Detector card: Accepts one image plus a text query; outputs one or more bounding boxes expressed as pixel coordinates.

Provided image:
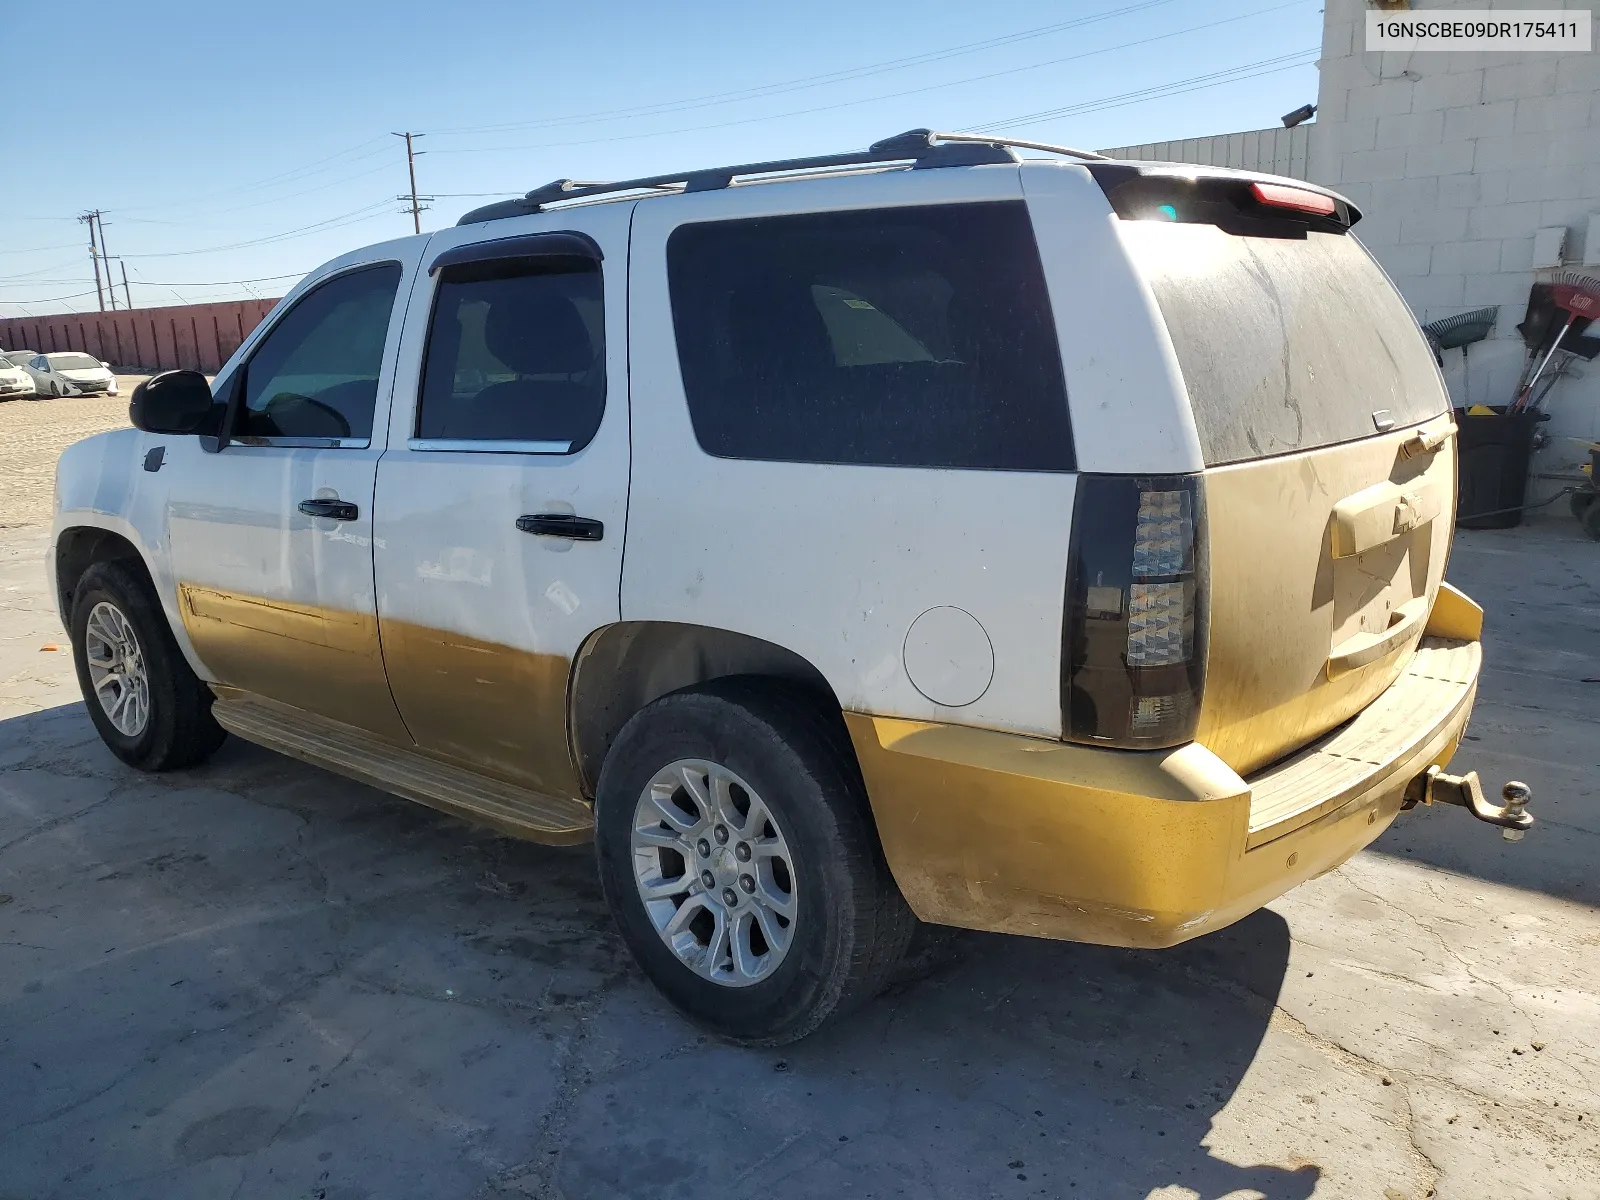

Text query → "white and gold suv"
[52,130,1529,1044]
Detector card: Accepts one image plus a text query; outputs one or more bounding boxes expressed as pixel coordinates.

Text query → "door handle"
[517,513,604,541]
[299,498,359,521]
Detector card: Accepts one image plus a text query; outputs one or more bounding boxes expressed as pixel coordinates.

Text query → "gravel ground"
[0,383,142,531]
[1,406,1598,1200]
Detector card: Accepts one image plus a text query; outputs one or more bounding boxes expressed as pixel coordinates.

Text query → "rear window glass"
[1121,225,1447,466]
[667,202,1074,472]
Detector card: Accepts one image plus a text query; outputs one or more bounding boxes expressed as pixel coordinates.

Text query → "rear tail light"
[1062,475,1207,748]
[1249,180,1338,217]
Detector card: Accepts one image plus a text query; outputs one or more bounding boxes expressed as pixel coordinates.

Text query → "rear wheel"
[595,680,915,1045]
[1570,489,1597,523]
[70,560,226,771]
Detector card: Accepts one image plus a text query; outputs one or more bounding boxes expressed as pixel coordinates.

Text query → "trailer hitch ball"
[1404,766,1534,840]
[1500,781,1531,842]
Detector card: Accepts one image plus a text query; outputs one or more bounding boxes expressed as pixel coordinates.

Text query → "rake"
[1421,306,1498,408]
[1513,271,1600,411]
[1422,305,1499,352]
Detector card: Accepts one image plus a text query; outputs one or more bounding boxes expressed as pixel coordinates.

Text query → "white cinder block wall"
[1100,125,1312,179]
[1311,0,1600,500]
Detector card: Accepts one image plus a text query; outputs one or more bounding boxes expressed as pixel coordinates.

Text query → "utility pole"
[392,131,431,234]
[92,212,118,309]
[79,211,106,312]
[118,259,133,310]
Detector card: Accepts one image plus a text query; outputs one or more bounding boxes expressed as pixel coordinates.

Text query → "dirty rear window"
[1121,225,1447,466]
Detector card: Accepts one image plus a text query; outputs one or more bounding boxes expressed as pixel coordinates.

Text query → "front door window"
[236,264,402,443]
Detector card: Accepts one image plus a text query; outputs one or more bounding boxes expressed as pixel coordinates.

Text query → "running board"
[211,694,594,845]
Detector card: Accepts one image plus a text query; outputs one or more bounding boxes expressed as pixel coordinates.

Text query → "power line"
[3,241,84,255]
[431,0,1186,139]
[4,289,98,305]
[132,271,308,286]
[0,270,308,291]
[430,2,1317,158]
[118,200,397,258]
[0,258,87,283]
[113,137,394,217]
[112,159,399,224]
[968,48,1318,129]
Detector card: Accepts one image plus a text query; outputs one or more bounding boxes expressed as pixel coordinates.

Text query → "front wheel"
[70,560,227,770]
[595,681,915,1045]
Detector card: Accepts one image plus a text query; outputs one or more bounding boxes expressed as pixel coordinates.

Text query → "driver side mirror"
[129,370,219,436]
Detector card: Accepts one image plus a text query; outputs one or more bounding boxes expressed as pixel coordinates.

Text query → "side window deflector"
[428,231,603,276]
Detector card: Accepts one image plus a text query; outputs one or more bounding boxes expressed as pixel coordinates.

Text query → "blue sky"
[1,0,1323,317]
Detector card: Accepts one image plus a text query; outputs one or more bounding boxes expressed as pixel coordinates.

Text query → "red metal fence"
[0,298,280,375]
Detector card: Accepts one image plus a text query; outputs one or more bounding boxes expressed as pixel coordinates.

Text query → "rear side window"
[417,258,605,450]
[1122,225,1448,466]
[667,202,1074,471]
[238,263,401,441]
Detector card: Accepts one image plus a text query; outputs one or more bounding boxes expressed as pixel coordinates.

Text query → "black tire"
[594,679,915,1045]
[1570,489,1597,522]
[70,559,227,771]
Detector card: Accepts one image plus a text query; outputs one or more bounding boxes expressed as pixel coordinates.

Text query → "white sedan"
[23,352,118,397]
[0,352,37,399]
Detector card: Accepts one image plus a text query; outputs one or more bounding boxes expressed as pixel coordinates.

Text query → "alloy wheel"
[84,600,150,737]
[630,759,798,987]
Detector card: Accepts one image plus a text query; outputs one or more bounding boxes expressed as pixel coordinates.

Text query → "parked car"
[0,352,37,399]
[50,129,1530,1045]
[25,351,117,397]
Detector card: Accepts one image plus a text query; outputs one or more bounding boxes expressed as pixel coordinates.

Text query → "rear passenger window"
[667,202,1074,471]
[237,263,400,442]
[416,258,605,451]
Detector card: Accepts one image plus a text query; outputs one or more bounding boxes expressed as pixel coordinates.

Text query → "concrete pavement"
[1,499,1597,1198]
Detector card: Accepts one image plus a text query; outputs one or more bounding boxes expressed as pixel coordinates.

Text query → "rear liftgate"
[1080,165,1536,844]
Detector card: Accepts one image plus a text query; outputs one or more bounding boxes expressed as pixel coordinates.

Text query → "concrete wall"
[1100,124,1312,179]
[1310,0,1600,497]
[0,298,279,375]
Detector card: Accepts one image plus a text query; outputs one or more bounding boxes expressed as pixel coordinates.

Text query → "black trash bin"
[1455,407,1547,529]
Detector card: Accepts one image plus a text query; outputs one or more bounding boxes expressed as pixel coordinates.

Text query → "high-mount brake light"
[1062,475,1207,749]
[1250,181,1337,217]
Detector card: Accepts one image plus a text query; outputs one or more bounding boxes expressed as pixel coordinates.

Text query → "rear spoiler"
[1086,162,1361,236]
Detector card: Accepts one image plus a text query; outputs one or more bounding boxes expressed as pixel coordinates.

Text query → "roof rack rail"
[457,129,1108,225]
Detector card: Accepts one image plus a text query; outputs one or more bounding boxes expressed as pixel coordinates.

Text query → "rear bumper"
[846,634,1480,949]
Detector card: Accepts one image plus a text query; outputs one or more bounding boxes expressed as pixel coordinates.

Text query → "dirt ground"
[0,382,143,531]
[2,402,1598,1200]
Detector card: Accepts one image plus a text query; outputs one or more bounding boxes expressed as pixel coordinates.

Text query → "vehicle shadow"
[1,702,1311,1200]
[556,914,1316,1200]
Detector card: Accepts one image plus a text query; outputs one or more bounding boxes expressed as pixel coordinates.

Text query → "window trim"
[411,235,606,455]
[219,259,404,452]
[406,437,573,455]
[231,436,369,450]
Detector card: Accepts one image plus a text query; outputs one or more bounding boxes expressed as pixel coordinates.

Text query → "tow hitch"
[1403,767,1534,841]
